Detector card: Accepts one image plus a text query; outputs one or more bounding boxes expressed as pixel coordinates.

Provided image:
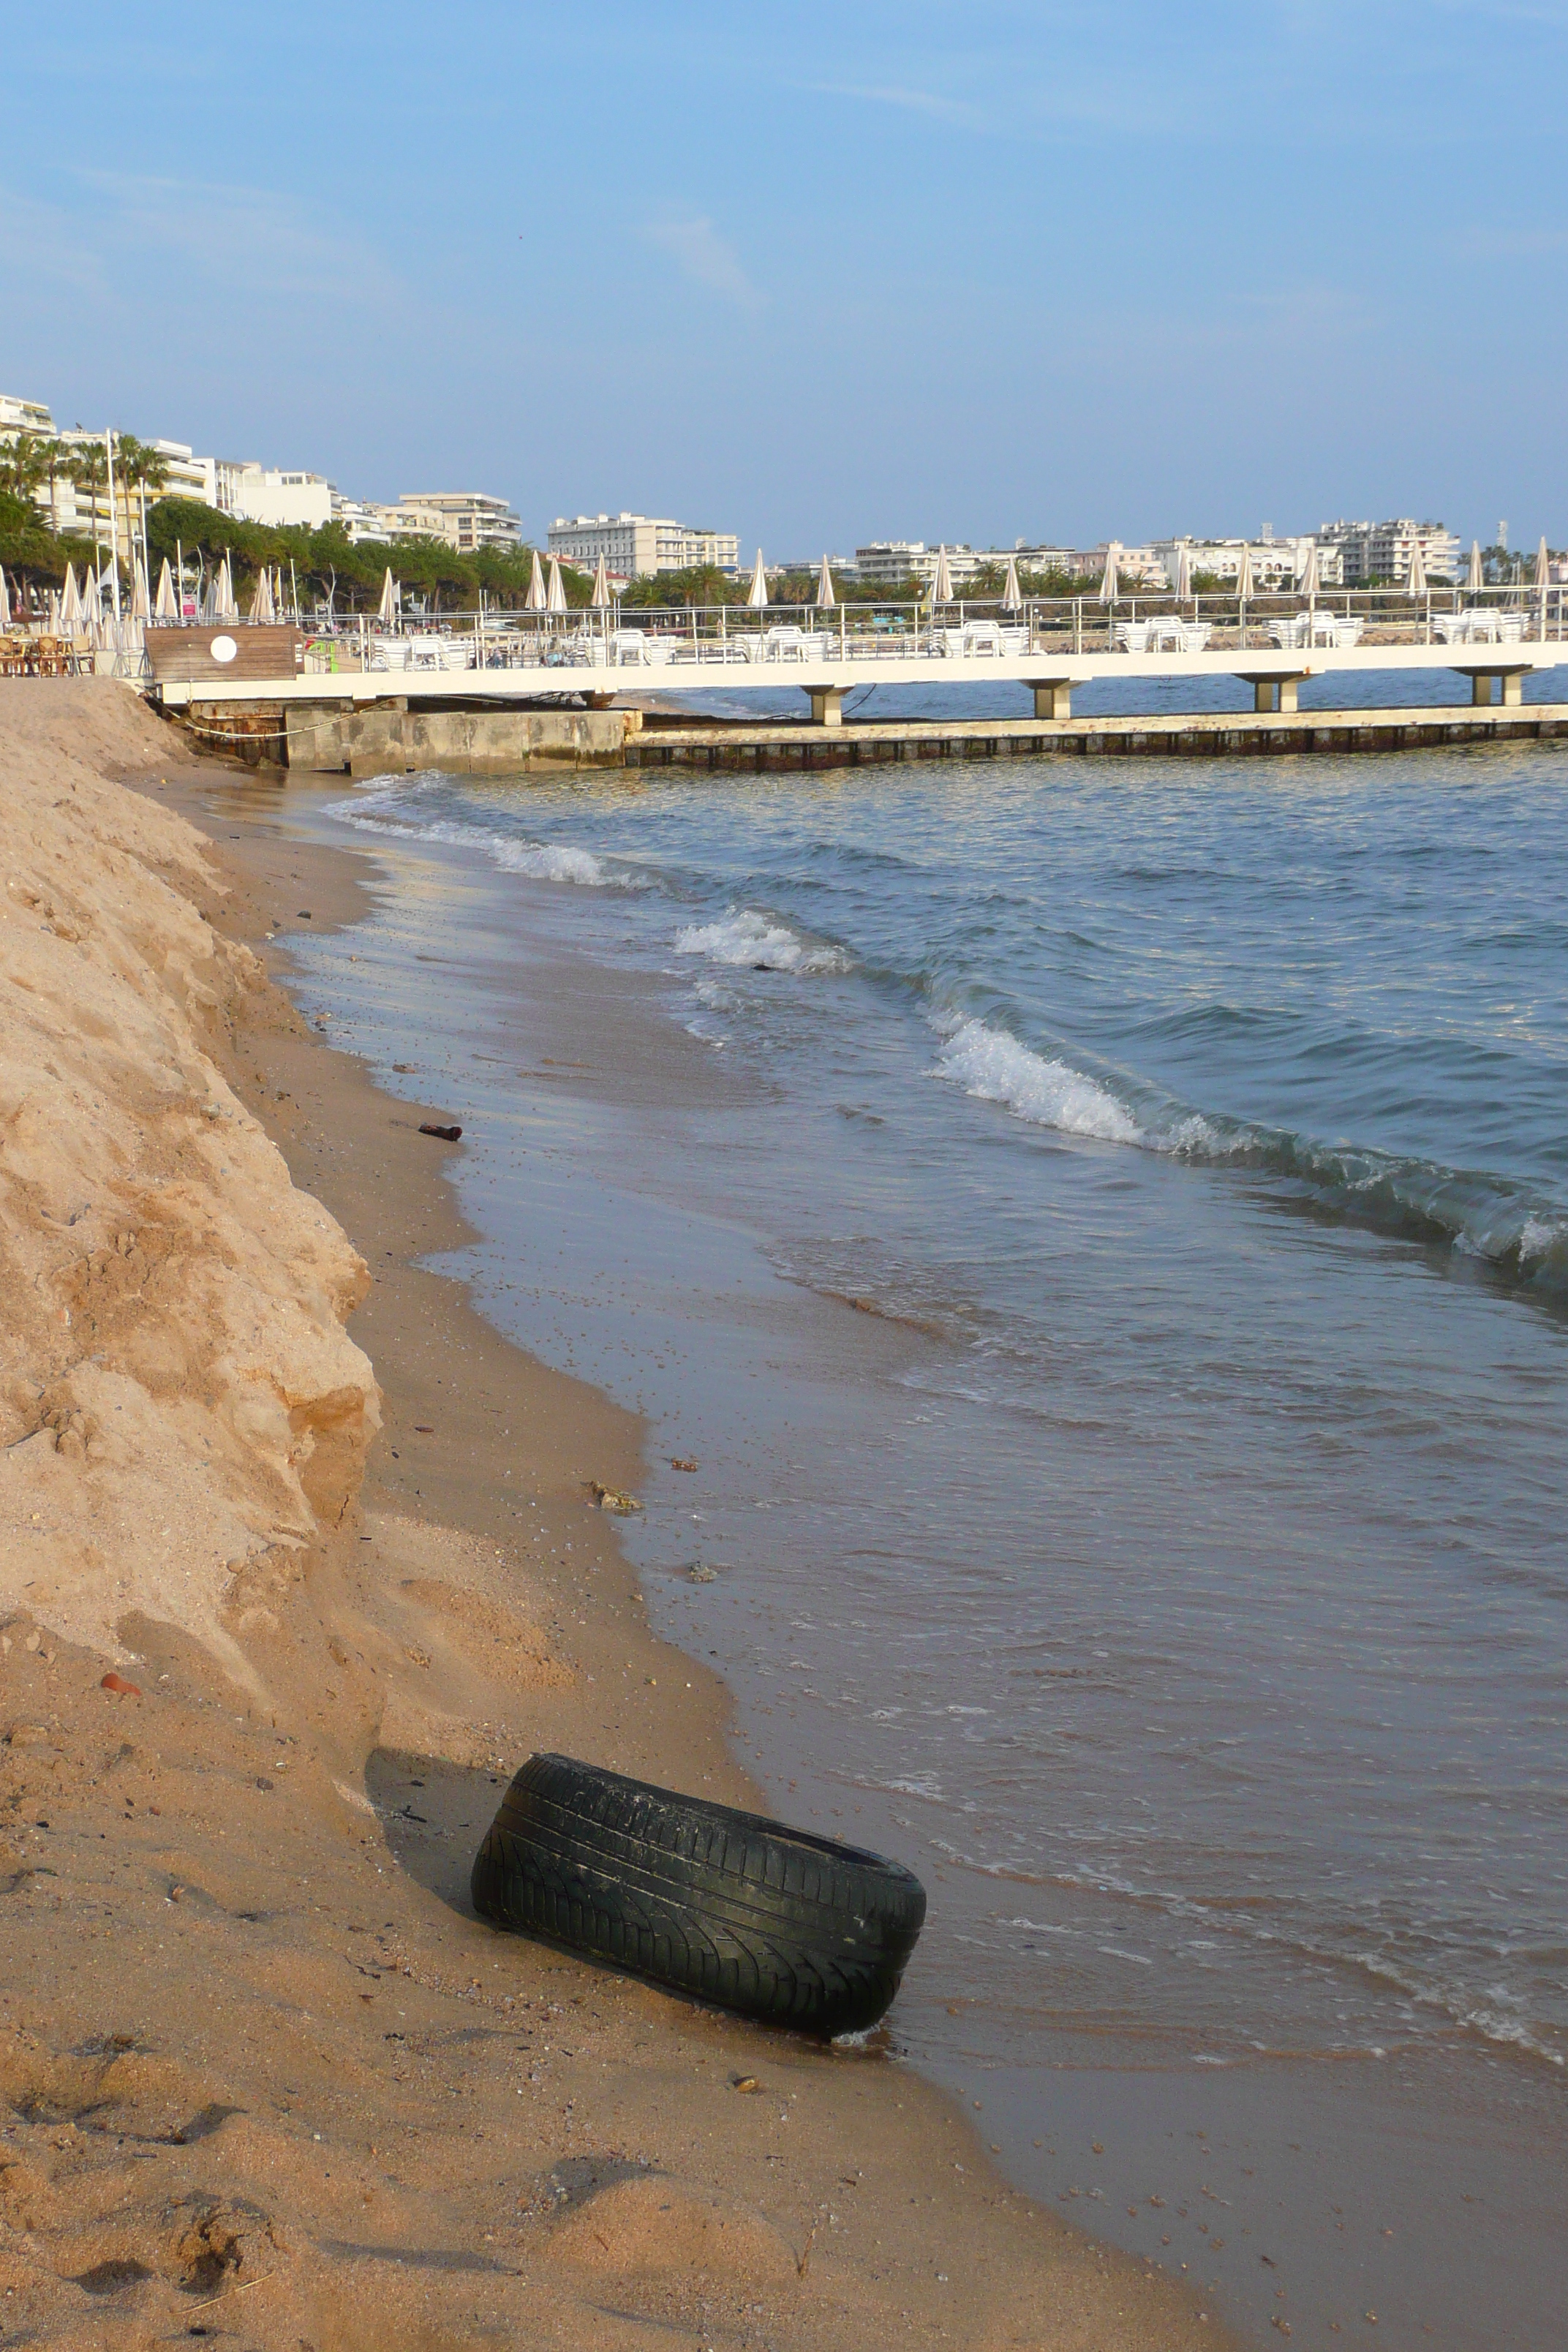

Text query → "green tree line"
[140,500,578,614]
[0,428,578,611]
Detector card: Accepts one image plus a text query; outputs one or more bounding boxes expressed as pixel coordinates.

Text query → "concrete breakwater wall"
[170,696,1568,774]
[282,702,638,774]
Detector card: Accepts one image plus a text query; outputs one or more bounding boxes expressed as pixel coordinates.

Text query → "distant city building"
[326,495,404,545]
[1149,537,1327,591]
[1313,519,1459,585]
[227,466,336,530]
[549,513,740,578]
[0,412,228,559]
[851,541,994,589]
[1009,543,1082,576]
[397,492,523,552]
[1,392,55,434]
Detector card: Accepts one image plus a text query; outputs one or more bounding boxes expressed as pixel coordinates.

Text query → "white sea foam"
[674,907,848,973]
[492,840,611,886]
[932,1016,1143,1145]
[325,779,634,888]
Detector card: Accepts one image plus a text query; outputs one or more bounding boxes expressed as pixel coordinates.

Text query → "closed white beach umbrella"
[0,567,11,630]
[61,564,83,634]
[1405,537,1428,598]
[48,588,62,635]
[1467,540,1484,595]
[1234,546,1254,602]
[1534,534,1550,590]
[589,553,611,608]
[376,566,398,627]
[131,554,151,622]
[249,567,276,624]
[546,555,568,614]
[815,554,837,610]
[215,557,237,622]
[83,568,104,627]
[1097,543,1121,604]
[1296,540,1320,598]
[524,549,548,612]
[154,557,178,621]
[747,550,769,610]
[930,545,954,604]
[1001,553,1022,611]
[1172,542,1192,600]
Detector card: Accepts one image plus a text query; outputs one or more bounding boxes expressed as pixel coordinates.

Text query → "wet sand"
[0,679,1221,2348]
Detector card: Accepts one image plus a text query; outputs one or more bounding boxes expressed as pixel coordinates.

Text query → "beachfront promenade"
[143,589,1565,723]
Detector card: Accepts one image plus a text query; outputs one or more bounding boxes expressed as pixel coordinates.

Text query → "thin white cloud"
[79,171,400,302]
[642,216,762,310]
[808,80,985,127]
[1455,222,1568,256]
[0,170,402,317]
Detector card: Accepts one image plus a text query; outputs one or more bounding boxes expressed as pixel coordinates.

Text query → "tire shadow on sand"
[363,1746,505,1919]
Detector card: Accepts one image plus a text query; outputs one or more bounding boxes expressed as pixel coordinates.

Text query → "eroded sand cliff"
[0,685,377,1677]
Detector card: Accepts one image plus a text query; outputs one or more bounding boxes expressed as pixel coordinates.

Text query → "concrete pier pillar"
[1463,668,1531,706]
[1242,674,1303,713]
[809,687,845,727]
[1030,679,1072,720]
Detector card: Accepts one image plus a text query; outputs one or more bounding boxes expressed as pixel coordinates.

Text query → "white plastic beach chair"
[1269,616,1310,650]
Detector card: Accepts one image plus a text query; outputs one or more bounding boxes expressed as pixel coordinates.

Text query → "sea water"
[276,725,1568,2348]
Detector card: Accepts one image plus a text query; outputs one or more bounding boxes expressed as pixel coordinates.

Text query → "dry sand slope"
[0,681,1220,2352]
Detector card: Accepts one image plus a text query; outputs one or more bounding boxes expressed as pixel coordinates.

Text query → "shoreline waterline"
[257,747,1568,2352]
[125,720,1220,2352]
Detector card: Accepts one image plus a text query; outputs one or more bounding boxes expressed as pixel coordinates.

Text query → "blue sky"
[4,2,1564,554]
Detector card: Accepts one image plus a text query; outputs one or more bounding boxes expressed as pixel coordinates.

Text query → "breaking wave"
[932,1014,1568,1296]
[323,776,636,888]
[674,907,851,974]
[491,840,611,886]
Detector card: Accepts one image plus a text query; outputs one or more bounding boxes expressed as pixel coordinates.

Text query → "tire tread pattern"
[471,1752,927,2035]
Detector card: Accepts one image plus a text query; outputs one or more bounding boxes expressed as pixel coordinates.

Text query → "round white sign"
[211,633,238,664]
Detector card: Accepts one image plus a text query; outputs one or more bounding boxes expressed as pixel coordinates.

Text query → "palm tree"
[0,431,48,504]
[64,441,110,573]
[116,435,171,581]
[33,437,70,533]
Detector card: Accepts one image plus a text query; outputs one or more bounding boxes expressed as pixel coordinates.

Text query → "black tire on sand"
[471,1752,927,2037]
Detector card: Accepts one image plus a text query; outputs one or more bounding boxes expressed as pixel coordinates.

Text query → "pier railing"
[129,584,1567,679]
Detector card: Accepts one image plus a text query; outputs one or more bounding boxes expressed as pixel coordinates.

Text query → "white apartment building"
[325,494,400,544]
[0,407,226,557]
[397,493,522,552]
[1,393,55,434]
[851,541,994,589]
[1313,519,1459,586]
[225,467,335,529]
[1148,537,1333,591]
[549,513,740,578]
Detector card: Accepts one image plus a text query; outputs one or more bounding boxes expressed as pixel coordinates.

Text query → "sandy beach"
[0,679,1221,2349]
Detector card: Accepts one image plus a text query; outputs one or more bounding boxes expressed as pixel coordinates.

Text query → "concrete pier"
[188,701,638,774]
[222,696,1568,775]
[619,703,1568,770]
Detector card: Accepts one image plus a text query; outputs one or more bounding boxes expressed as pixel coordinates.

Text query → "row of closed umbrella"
[1163,536,1549,605]
[2,538,1554,639]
